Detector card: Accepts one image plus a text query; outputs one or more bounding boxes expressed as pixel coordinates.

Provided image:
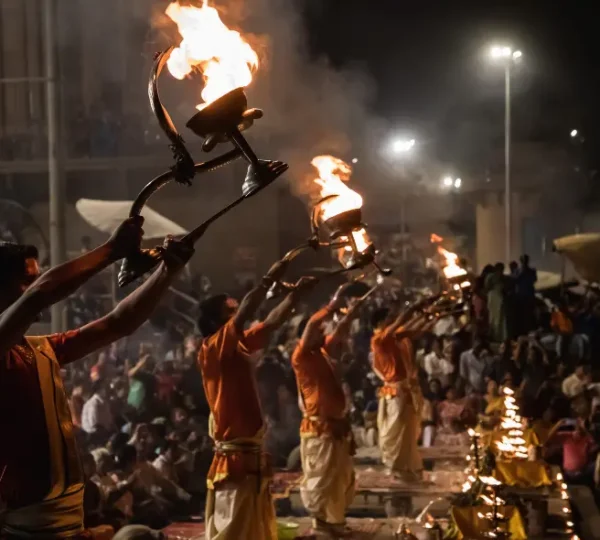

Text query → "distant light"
[443,176,454,187]
[490,46,503,58]
[393,138,416,153]
[570,129,578,138]
[490,45,521,61]
[454,178,462,189]
[351,157,358,164]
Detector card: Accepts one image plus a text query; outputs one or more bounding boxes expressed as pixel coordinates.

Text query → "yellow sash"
[1,337,84,538]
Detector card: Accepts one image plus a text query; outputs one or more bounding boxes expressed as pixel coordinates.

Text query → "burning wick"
[165,0,259,109]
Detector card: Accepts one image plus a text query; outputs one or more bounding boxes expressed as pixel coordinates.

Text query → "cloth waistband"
[214,440,262,454]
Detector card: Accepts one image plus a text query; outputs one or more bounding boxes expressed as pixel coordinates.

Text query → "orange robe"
[371,329,423,477]
[291,339,355,531]
[197,319,275,540]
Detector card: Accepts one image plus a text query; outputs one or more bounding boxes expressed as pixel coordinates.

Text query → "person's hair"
[115,444,137,468]
[0,242,38,284]
[371,308,390,330]
[197,294,229,337]
[91,380,104,395]
[494,262,504,273]
[520,254,530,265]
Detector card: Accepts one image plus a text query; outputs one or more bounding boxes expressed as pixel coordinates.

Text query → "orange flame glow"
[430,233,467,279]
[437,246,467,279]
[311,155,362,221]
[311,155,371,262]
[165,1,258,109]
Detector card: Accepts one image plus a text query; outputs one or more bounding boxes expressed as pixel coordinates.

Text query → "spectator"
[127,355,157,419]
[459,339,491,393]
[82,381,116,439]
[153,440,183,485]
[423,336,454,387]
[547,418,597,487]
[562,363,591,399]
[485,262,511,342]
[516,254,537,333]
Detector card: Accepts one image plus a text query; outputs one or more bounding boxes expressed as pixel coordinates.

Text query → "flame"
[311,155,371,261]
[165,1,258,109]
[430,233,443,244]
[312,155,362,221]
[437,246,467,279]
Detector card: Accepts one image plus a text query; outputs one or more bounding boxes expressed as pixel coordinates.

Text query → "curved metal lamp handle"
[118,48,247,288]
[149,47,195,185]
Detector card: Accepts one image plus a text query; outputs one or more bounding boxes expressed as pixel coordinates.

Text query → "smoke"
[62,0,376,202]
[154,0,376,200]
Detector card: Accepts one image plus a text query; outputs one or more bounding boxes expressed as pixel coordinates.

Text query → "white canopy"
[553,233,600,283]
[76,199,188,240]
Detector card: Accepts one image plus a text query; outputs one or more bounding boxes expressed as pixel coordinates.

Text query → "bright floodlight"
[570,129,578,138]
[351,157,359,164]
[443,176,453,187]
[393,138,416,153]
[490,45,519,60]
[454,178,462,189]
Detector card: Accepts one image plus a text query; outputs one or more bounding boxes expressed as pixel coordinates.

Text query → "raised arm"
[261,277,317,336]
[55,238,195,365]
[325,285,377,357]
[232,257,289,334]
[0,218,143,354]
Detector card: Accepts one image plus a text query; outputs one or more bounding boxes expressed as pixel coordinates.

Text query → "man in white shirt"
[81,382,115,436]
[433,315,459,337]
[423,337,454,387]
[562,364,591,398]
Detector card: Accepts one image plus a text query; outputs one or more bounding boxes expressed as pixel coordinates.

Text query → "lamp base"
[118,248,164,288]
[323,208,363,239]
[242,160,289,198]
[186,88,248,137]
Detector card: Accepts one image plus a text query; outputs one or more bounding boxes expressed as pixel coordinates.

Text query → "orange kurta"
[371,330,413,397]
[291,338,349,439]
[197,319,271,487]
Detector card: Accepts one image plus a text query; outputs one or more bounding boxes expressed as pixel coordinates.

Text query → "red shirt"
[560,432,596,474]
[0,331,81,509]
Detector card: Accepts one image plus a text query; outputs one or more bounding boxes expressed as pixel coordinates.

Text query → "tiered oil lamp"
[118,47,287,286]
[479,477,510,539]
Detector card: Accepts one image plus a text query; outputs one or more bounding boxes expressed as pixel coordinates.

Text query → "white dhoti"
[300,435,355,528]
[377,389,422,476]
[205,476,276,540]
[205,424,276,540]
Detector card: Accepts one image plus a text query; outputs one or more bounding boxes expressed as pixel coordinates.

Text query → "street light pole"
[489,45,521,266]
[504,62,511,265]
[43,0,66,332]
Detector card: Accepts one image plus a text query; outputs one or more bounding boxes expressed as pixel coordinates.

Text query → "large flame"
[311,155,371,261]
[437,246,467,279]
[430,233,467,279]
[312,155,362,221]
[165,1,258,109]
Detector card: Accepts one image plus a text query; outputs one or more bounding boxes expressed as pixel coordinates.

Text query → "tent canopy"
[553,233,600,283]
[76,199,188,240]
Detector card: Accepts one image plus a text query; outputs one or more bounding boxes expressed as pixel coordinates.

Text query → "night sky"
[302,1,600,168]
